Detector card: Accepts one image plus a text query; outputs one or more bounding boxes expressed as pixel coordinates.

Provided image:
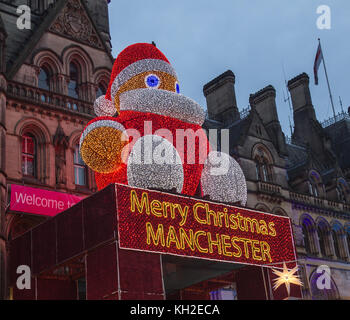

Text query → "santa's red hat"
[94,43,177,117]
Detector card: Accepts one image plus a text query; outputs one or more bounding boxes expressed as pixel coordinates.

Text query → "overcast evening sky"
[108,0,350,136]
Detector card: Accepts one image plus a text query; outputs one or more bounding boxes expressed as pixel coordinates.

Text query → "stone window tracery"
[68,62,80,99]
[253,145,273,183]
[74,144,86,186]
[316,219,333,258]
[22,134,36,177]
[38,67,51,91]
[336,178,349,203]
[301,216,318,255]
[308,170,323,198]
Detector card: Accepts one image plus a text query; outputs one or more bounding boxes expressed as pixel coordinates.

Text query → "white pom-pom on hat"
[201,151,247,206]
[94,95,117,117]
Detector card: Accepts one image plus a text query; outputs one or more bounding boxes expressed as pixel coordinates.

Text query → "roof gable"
[5,0,113,79]
[49,0,104,50]
[228,109,272,147]
[246,110,272,141]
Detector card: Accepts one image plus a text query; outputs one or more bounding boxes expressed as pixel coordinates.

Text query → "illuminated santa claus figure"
[80,43,247,205]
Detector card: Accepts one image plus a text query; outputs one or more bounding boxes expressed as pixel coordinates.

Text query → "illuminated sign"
[117,184,297,267]
[10,184,84,217]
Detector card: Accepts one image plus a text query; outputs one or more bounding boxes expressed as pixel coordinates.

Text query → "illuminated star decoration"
[272,262,303,297]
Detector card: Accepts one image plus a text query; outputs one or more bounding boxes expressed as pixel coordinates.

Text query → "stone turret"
[288,73,322,151]
[288,73,315,117]
[203,70,240,125]
[249,85,287,155]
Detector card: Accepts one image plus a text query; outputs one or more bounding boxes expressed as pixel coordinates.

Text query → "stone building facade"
[203,70,350,300]
[0,0,113,299]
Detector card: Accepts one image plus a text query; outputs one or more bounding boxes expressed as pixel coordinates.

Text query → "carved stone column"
[51,74,60,93]
[328,232,337,259]
[53,123,69,188]
[78,83,88,102]
[32,66,41,88]
[340,233,350,261]
[87,82,98,102]
[314,229,323,258]
[57,74,69,96]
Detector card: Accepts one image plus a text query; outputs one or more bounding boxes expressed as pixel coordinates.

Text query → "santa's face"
[113,71,205,126]
[114,70,179,110]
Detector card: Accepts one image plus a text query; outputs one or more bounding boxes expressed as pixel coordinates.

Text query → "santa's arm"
[79,117,128,174]
[201,151,247,206]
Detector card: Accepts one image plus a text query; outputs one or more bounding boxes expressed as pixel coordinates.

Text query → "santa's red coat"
[85,110,211,195]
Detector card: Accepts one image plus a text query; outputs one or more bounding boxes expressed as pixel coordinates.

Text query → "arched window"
[309,181,319,197]
[253,146,273,183]
[273,208,287,217]
[96,83,107,99]
[336,178,349,203]
[38,67,50,91]
[255,203,270,212]
[317,223,327,257]
[336,186,345,202]
[316,220,332,257]
[331,223,346,260]
[261,163,269,181]
[346,226,350,258]
[74,144,86,186]
[331,229,341,259]
[308,171,322,197]
[301,216,317,255]
[302,224,312,254]
[68,62,79,99]
[22,134,36,177]
[255,163,260,180]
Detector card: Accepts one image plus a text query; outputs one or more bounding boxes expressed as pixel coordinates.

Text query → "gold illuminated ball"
[80,127,129,173]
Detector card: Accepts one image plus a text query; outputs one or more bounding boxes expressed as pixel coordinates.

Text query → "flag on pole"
[313,43,323,85]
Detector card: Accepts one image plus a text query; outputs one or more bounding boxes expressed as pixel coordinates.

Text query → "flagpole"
[318,38,336,121]
[339,96,344,113]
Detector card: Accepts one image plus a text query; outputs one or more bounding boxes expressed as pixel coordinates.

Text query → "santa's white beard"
[119,88,205,126]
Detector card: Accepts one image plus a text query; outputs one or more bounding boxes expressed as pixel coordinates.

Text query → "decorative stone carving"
[293,224,305,247]
[0,75,6,91]
[53,123,69,185]
[49,0,103,49]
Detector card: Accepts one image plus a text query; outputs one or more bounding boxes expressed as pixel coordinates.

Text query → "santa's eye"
[175,82,180,94]
[145,74,160,88]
